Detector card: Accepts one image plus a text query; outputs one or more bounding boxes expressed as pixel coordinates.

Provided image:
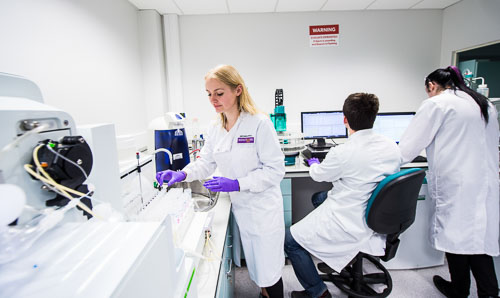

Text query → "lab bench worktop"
[284,154,427,178]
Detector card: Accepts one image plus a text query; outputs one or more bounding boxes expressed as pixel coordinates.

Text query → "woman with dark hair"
[399,66,499,298]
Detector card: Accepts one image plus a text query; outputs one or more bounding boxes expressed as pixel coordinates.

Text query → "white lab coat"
[399,89,499,256]
[291,129,401,272]
[183,112,286,287]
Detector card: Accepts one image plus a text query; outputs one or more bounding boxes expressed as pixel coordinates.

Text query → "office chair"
[318,168,426,298]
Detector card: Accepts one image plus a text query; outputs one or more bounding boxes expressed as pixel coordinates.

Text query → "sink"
[171,180,219,212]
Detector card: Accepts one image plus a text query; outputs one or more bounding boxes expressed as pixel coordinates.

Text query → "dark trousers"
[446,252,499,297]
[311,191,328,208]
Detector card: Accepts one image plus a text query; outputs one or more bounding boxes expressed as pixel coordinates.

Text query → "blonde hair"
[205,65,259,127]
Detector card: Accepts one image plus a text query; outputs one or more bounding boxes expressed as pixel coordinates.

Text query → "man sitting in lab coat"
[284,93,401,298]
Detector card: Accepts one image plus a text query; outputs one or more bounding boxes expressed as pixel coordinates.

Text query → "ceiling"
[128,0,462,15]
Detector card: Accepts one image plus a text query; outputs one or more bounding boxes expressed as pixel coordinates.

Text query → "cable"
[207,236,219,260]
[24,164,99,219]
[45,144,88,179]
[36,170,96,203]
[26,164,85,199]
[25,144,100,219]
[0,124,49,161]
[39,177,103,204]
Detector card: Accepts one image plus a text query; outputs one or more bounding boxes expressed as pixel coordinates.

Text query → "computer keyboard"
[308,143,336,150]
[302,148,329,160]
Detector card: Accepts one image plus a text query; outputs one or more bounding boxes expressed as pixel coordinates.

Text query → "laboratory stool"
[318,168,426,298]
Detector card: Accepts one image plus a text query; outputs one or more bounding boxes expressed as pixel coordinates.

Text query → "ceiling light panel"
[128,0,182,14]
[276,0,327,12]
[367,0,422,10]
[322,0,374,11]
[228,0,277,13]
[175,0,228,15]
[412,0,462,9]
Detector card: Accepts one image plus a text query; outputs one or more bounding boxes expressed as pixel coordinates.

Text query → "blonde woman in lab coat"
[156,65,286,298]
[399,66,499,298]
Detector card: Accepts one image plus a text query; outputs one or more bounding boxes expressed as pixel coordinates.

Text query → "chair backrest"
[366,168,426,236]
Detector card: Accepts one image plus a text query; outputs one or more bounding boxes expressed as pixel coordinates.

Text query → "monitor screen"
[301,111,347,139]
[372,112,415,143]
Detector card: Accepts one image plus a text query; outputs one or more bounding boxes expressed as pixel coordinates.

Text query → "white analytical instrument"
[0,73,210,297]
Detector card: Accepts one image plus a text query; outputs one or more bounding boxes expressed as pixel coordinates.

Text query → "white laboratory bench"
[281,154,444,270]
[118,153,235,297]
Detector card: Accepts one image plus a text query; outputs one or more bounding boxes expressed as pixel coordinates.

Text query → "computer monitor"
[301,111,347,146]
[372,112,415,144]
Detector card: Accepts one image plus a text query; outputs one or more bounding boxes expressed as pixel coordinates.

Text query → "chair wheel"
[320,253,392,298]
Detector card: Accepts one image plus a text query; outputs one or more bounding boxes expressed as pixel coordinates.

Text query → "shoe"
[291,290,332,298]
[291,291,309,298]
[317,262,334,274]
[433,275,454,298]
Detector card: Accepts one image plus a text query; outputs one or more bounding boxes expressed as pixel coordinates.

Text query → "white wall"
[179,10,443,131]
[0,0,147,136]
[138,10,169,122]
[441,0,500,66]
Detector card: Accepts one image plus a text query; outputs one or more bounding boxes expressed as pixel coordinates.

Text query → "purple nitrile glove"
[307,157,320,166]
[156,170,187,187]
[203,176,240,192]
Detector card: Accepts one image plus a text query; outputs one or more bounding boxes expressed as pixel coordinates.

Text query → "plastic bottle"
[477,84,489,98]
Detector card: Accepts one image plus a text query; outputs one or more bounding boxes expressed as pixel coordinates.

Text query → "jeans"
[311,191,328,208]
[284,228,327,298]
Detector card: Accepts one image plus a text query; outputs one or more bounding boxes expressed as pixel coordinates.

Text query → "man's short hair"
[342,93,379,131]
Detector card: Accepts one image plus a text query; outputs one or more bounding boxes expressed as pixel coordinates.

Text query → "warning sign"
[309,24,339,47]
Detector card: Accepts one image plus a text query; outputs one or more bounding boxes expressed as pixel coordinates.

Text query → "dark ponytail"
[425,66,490,123]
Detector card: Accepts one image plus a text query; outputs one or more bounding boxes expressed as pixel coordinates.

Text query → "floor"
[234,258,480,298]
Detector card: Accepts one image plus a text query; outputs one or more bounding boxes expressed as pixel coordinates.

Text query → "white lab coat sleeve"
[399,100,444,164]
[183,125,218,182]
[309,146,345,182]
[238,118,285,192]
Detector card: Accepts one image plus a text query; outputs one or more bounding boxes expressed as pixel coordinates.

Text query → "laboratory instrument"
[278,131,306,166]
[270,89,287,132]
[270,89,305,165]
[149,112,190,172]
[0,85,94,222]
[0,73,211,297]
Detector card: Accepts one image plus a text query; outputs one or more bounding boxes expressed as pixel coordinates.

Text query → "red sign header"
[309,24,339,36]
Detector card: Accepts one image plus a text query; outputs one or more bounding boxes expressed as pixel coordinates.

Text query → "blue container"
[154,128,190,172]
